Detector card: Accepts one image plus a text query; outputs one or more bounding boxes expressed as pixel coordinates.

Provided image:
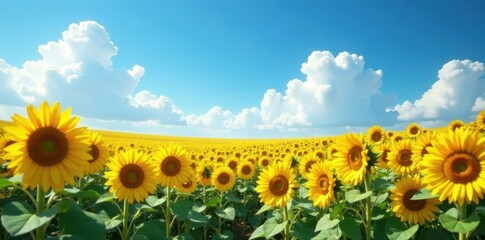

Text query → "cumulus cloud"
[392,60,485,121]
[0,21,184,124]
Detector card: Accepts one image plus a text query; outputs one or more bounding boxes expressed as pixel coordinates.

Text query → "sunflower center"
[371,132,382,142]
[421,144,431,157]
[262,159,269,166]
[317,175,330,194]
[161,156,181,177]
[241,165,252,175]
[347,146,363,170]
[443,153,480,183]
[217,172,230,185]
[119,164,145,188]
[228,161,237,170]
[402,189,426,211]
[381,150,390,163]
[316,152,324,159]
[269,175,289,196]
[305,161,316,172]
[409,127,419,135]
[88,144,100,163]
[182,180,193,188]
[27,127,68,166]
[396,149,412,166]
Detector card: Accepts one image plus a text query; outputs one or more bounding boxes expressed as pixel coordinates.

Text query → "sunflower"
[0,134,15,156]
[448,120,465,131]
[313,149,325,161]
[327,145,338,160]
[104,149,158,203]
[332,133,369,186]
[225,157,239,171]
[421,128,485,205]
[255,161,298,208]
[392,133,405,142]
[366,125,385,144]
[406,123,422,137]
[152,145,192,188]
[387,140,417,176]
[412,131,438,170]
[196,160,213,186]
[258,156,271,169]
[3,101,91,191]
[298,155,318,178]
[476,110,485,129]
[212,166,236,192]
[237,160,256,180]
[376,142,391,169]
[305,162,335,209]
[390,176,440,225]
[176,178,197,194]
[84,131,109,174]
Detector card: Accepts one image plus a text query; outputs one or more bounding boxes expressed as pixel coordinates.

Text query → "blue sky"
[1,1,484,138]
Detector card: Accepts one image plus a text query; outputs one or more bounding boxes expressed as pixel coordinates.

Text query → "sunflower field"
[1,101,485,240]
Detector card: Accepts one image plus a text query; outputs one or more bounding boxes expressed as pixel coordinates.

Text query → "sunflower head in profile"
[196,160,214,186]
[366,125,385,144]
[3,101,91,191]
[387,139,417,176]
[84,131,109,175]
[332,133,369,186]
[255,161,298,208]
[305,162,335,209]
[448,119,465,131]
[237,160,256,180]
[0,134,16,157]
[376,142,391,169]
[421,128,485,205]
[104,149,158,204]
[476,110,485,130]
[212,166,236,192]
[390,176,440,225]
[412,131,438,170]
[298,155,318,178]
[153,145,192,188]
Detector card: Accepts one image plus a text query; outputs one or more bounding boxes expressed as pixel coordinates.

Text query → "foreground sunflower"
[152,145,192,187]
[333,133,369,186]
[366,125,385,144]
[104,149,158,203]
[237,160,256,180]
[305,162,335,209]
[3,101,91,191]
[256,161,298,208]
[390,176,440,225]
[387,140,417,176]
[421,128,485,205]
[84,131,109,174]
[212,166,236,192]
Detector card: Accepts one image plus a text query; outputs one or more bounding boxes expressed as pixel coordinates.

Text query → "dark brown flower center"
[161,156,181,177]
[88,144,100,163]
[119,164,145,188]
[318,174,330,194]
[421,144,431,158]
[396,149,412,166]
[443,153,480,183]
[261,159,269,167]
[316,152,324,160]
[269,175,289,196]
[409,127,419,135]
[371,132,382,142]
[217,172,230,185]
[241,165,252,175]
[305,160,316,173]
[347,146,363,170]
[228,160,238,170]
[403,189,426,211]
[28,127,68,166]
[182,180,193,188]
[381,150,390,163]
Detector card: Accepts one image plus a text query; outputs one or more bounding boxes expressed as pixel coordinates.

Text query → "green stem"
[121,199,129,240]
[283,206,290,240]
[363,174,372,240]
[458,203,467,240]
[218,191,224,233]
[166,187,171,239]
[203,186,207,240]
[36,186,46,240]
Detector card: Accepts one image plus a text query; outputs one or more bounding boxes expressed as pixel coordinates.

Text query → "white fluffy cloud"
[392,60,485,121]
[0,21,184,124]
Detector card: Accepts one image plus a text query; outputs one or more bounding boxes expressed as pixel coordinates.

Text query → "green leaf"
[98,212,122,230]
[1,201,59,236]
[339,215,362,240]
[439,212,480,233]
[95,192,115,204]
[173,232,194,240]
[213,230,234,240]
[372,178,395,190]
[345,190,372,203]
[224,192,243,203]
[215,207,236,220]
[417,228,451,240]
[410,188,438,200]
[386,217,419,240]
[58,202,105,240]
[135,219,166,240]
[205,197,221,207]
[249,225,265,239]
[330,202,346,220]
[263,218,287,239]
[146,195,167,207]
[256,204,272,215]
[315,214,340,232]
[188,210,208,224]
[0,177,18,188]
[291,220,318,240]
[371,192,389,205]
[170,199,193,221]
